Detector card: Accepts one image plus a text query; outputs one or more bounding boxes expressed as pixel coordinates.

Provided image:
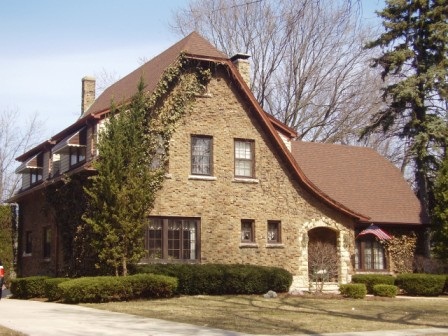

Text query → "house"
[8,32,426,290]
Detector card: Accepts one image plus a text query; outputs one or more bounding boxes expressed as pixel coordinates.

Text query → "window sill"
[239,243,258,248]
[232,177,259,184]
[266,243,284,248]
[188,175,217,181]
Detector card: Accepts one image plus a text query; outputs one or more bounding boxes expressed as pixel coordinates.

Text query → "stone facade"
[14,63,356,289]
[151,68,356,289]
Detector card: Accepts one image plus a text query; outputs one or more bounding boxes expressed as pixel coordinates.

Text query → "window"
[355,237,386,270]
[145,217,200,261]
[69,146,86,167]
[69,127,87,167]
[30,153,44,185]
[267,221,281,244]
[235,139,254,178]
[30,169,43,185]
[43,227,51,259]
[191,135,212,175]
[25,231,32,254]
[241,219,255,243]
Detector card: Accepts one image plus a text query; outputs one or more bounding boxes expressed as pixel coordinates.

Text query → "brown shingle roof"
[83,32,228,117]
[291,141,425,225]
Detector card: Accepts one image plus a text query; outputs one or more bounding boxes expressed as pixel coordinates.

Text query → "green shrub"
[351,274,395,294]
[372,284,398,298]
[135,264,292,295]
[10,276,49,299]
[395,273,445,296]
[44,278,70,301]
[59,273,177,303]
[339,284,367,299]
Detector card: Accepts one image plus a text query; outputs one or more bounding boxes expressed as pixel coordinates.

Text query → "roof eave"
[222,58,369,222]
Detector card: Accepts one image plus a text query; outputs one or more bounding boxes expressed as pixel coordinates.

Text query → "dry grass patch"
[0,325,26,336]
[84,294,448,335]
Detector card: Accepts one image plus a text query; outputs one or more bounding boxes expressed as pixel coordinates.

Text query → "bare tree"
[170,0,412,174]
[0,108,43,201]
[308,241,339,293]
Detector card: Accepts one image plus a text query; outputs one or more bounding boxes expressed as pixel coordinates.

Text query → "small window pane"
[191,136,212,175]
[241,220,254,242]
[268,221,281,243]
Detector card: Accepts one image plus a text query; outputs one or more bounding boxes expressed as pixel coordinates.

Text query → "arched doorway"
[308,227,339,291]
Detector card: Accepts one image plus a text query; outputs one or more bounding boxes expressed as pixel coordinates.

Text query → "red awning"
[356,224,392,240]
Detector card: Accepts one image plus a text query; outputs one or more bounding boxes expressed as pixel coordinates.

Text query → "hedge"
[58,273,178,303]
[351,274,395,294]
[372,284,398,298]
[135,263,293,295]
[339,284,367,299]
[44,278,71,301]
[395,273,446,296]
[10,276,49,299]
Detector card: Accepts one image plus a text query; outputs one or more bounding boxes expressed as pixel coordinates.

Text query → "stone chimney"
[81,76,96,115]
[230,53,251,88]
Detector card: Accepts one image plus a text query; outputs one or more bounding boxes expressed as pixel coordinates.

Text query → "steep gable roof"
[291,141,425,225]
[83,32,227,117]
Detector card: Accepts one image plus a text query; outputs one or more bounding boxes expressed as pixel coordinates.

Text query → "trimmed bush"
[44,278,71,301]
[351,274,395,294]
[10,276,49,299]
[59,273,177,303]
[372,284,398,298]
[395,273,445,296]
[339,283,367,299]
[135,263,293,295]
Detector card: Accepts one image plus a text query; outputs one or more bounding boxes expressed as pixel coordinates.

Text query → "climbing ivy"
[381,232,417,274]
[83,55,212,276]
[44,173,105,277]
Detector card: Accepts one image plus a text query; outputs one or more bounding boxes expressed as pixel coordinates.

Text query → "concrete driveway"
[0,299,250,336]
[0,298,447,336]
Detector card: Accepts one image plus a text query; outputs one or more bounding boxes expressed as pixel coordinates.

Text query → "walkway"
[0,298,447,336]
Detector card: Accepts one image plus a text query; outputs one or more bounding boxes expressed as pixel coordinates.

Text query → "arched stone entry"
[308,227,339,290]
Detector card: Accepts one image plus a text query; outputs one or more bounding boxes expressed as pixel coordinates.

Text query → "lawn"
[85,294,448,335]
[0,325,25,336]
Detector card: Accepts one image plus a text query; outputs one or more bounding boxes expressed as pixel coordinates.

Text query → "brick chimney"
[230,53,251,88]
[81,76,96,115]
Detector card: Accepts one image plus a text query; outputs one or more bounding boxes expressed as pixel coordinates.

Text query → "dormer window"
[52,127,87,169]
[15,152,44,186]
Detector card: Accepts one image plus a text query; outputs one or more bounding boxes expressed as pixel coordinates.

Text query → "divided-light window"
[191,135,212,175]
[355,236,386,271]
[145,217,200,261]
[235,139,254,178]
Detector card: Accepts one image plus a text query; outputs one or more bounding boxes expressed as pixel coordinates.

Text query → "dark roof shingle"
[83,32,227,117]
[291,141,425,224]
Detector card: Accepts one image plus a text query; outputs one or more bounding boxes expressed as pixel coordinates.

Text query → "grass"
[0,325,25,336]
[84,294,448,335]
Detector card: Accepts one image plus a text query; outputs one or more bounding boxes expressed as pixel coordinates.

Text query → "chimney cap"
[82,75,96,81]
[230,53,251,62]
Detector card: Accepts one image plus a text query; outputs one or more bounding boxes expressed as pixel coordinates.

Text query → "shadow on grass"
[198,295,448,335]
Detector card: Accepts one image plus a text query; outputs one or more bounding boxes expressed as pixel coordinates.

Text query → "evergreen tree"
[432,153,448,260]
[83,79,167,276]
[363,0,448,218]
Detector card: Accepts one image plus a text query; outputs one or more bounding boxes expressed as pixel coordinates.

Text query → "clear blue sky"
[0,0,384,143]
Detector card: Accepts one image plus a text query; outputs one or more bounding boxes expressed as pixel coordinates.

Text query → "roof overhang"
[52,127,86,154]
[15,153,42,174]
